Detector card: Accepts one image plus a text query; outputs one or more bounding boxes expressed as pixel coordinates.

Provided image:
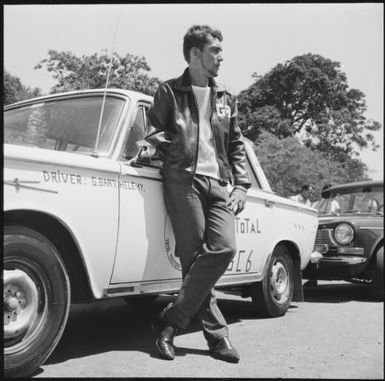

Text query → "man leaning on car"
[143,24,251,363]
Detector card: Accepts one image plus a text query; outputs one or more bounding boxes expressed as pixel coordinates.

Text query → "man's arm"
[226,92,251,215]
[228,93,251,190]
[145,83,173,150]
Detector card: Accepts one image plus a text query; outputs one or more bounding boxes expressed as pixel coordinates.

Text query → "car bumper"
[303,248,368,279]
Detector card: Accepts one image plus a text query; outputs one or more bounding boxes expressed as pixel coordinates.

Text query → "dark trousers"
[162,174,236,343]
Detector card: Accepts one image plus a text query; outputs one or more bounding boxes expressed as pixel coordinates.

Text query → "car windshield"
[317,186,384,215]
[4,95,126,155]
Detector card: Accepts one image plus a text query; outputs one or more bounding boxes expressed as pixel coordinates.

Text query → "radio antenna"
[93,7,122,157]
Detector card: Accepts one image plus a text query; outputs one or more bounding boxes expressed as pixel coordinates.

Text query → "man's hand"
[227,187,247,215]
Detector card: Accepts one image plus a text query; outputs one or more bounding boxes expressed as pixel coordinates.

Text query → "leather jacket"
[146,68,251,188]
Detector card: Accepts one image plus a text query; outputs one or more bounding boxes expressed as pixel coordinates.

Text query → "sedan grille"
[315,229,337,248]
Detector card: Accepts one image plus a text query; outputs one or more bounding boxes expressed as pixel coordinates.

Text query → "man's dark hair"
[183,25,223,63]
[322,183,332,192]
[301,184,314,192]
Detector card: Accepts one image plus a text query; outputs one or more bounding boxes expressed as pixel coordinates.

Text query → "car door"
[110,104,182,288]
[222,152,279,282]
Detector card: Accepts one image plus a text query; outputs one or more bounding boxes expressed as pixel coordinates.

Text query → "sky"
[4,3,383,180]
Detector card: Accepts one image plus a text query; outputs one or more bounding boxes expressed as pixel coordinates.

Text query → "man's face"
[195,36,223,77]
[303,187,314,200]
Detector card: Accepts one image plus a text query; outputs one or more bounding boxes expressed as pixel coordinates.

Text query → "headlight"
[334,223,354,245]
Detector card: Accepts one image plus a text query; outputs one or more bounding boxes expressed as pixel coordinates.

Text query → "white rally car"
[4,89,318,377]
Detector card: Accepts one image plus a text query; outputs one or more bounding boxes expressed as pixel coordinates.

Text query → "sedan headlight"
[334,223,354,245]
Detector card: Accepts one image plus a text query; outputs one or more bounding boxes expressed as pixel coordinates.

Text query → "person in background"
[329,192,341,214]
[361,189,379,213]
[290,184,314,207]
[312,183,332,208]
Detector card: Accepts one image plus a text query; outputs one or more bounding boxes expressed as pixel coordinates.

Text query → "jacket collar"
[175,67,226,93]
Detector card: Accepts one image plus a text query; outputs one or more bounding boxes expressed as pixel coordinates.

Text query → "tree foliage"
[238,53,381,160]
[254,132,369,200]
[35,50,162,96]
[4,69,41,106]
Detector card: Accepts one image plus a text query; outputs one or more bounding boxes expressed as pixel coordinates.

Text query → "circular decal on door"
[164,214,182,271]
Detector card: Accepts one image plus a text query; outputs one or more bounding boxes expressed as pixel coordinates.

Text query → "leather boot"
[151,312,177,360]
[208,337,240,363]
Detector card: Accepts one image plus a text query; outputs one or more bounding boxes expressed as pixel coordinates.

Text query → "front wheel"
[4,226,71,377]
[250,245,294,317]
[371,246,384,301]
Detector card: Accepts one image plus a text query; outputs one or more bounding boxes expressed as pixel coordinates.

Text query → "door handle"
[265,199,275,208]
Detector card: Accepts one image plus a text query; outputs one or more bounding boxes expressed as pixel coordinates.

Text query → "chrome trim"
[320,256,367,265]
[4,156,117,174]
[334,222,355,246]
[315,229,337,247]
[247,190,317,214]
[314,244,329,254]
[310,251,324,263]
[359,227,384,230]
[4,179,58,194]
[337,247,364,255]
[105,273,262,297]
[3,88,152,110]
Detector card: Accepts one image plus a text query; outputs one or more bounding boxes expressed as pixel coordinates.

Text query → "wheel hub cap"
[4,269,39,340]
[270,261,289,304]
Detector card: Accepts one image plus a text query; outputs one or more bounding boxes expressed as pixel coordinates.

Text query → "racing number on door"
[227,249,253,273]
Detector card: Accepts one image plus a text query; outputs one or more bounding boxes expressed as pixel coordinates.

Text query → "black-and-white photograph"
[3,3,383,378]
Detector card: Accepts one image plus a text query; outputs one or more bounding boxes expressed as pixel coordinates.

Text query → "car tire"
[123,295,158,305]
[371,245,384,301]
[250,244,294,317]
[4,226,71,377]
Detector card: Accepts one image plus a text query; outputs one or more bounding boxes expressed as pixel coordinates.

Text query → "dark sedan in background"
[303,180,383,300]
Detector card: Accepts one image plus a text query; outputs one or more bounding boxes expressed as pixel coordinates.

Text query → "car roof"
[321,180,384,197]
[4,88,153,110]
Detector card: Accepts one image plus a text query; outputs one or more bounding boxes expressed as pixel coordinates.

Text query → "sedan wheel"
[4,226,70,377]
[250,244,294,317]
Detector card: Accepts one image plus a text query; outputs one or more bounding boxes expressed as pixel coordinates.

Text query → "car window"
[353,191,383,213]
[123,107,146,159]
[4,95,125,155]
[317,187,383,214]
[122,105,162,168]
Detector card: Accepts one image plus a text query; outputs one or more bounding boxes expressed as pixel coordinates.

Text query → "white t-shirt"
[290,194,311,207]
[191,85,221,180]
[330,199,340,213]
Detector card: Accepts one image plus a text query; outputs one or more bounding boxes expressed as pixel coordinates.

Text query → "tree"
[253,131,368,199]
[238,53,381,161]
[35,50,162,96]
[4,69,41,106]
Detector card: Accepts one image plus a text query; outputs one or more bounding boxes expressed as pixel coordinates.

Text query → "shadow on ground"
[36,281,381,376]
[303,281,379,303]
[42,294,257,368]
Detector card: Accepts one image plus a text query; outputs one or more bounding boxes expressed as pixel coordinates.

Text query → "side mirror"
[136,139,156,158]
[126,139,156,167]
